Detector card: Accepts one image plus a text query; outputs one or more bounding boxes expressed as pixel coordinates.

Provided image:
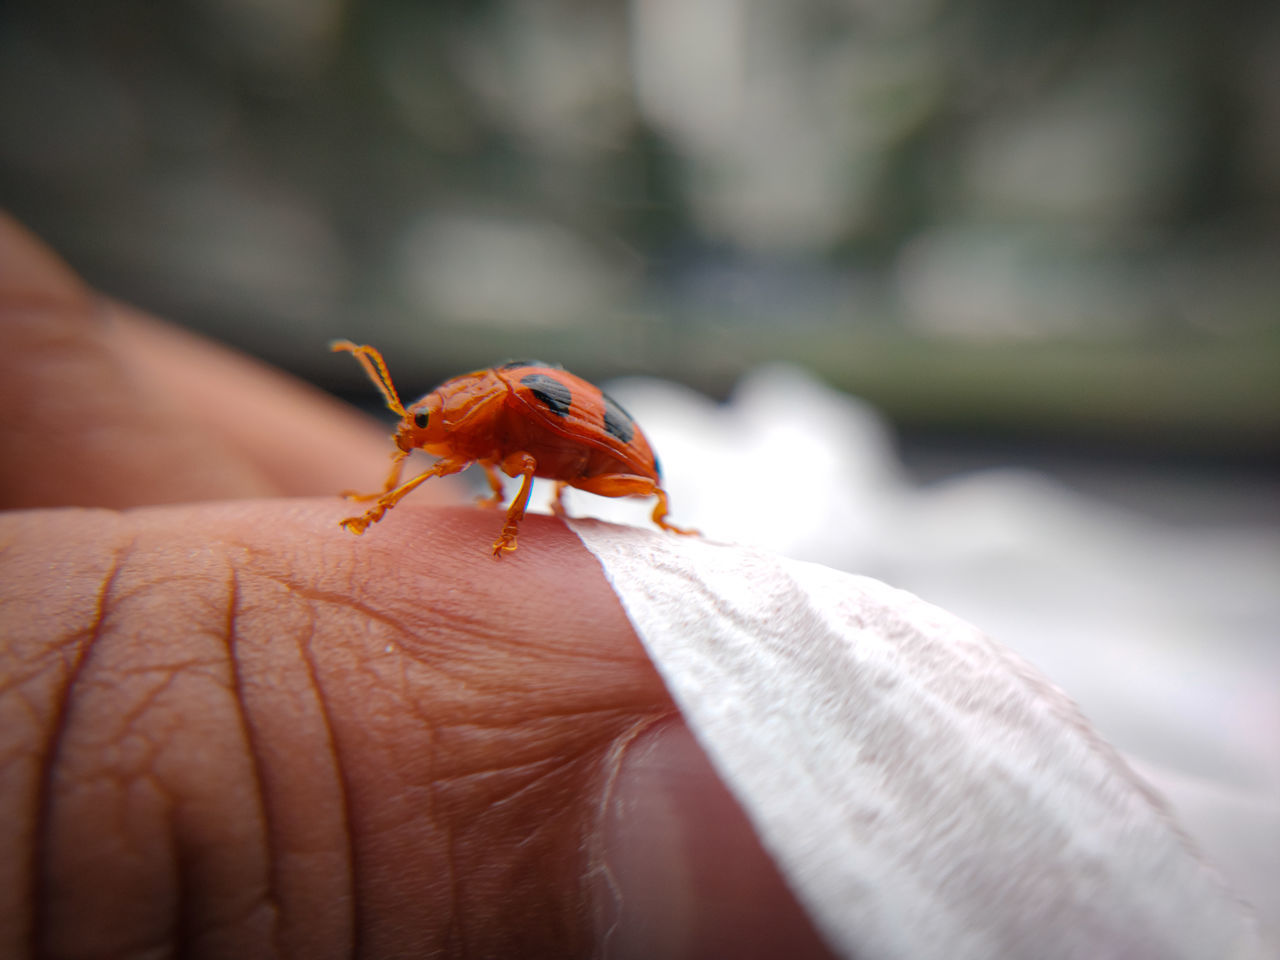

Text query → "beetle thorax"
[399,372,508,458]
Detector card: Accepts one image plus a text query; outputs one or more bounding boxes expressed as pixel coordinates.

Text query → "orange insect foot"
[339,516,371,535]
[658,519,699,537]
[490,519,522,557]
[491,535,518,557]
[339,503,387,535]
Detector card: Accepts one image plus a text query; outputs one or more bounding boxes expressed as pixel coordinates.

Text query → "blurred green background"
[3,0,1278,473]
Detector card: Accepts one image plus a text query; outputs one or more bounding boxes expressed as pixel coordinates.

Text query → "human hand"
[0,213,836,959]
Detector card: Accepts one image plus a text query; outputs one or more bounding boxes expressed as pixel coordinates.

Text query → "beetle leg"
[340,448,409,502]
[476,461,505,508]
[491,452,537,557]
[568,474,698,536]
[648,485,698,536]
[549,481,570,518]
[339,455,471,535]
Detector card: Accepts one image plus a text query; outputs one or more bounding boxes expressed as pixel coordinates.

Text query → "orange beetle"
[332,340,697,556]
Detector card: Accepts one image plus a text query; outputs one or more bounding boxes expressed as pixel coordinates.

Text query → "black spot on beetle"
[601,391,635,444]
[521,373,572,416]
[500,359,561,371]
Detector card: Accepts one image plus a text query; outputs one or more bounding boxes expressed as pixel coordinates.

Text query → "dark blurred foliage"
[2,0,1277,457]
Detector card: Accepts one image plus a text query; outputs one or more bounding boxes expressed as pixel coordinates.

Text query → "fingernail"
[592,719,839,960]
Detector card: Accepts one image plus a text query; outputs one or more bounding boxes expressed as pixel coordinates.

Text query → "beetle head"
[396,395,446,452]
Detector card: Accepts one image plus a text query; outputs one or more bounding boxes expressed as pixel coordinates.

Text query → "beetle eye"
[413,411,429,429]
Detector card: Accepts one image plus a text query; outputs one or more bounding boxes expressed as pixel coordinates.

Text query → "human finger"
[0,212,453,507]
[0,500,832,959]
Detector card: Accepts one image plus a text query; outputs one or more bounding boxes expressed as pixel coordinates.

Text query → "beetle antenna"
[331,340,408,417]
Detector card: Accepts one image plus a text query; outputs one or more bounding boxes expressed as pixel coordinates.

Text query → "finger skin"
[104,308,434,500]
[0,211,455,507]
[0,501,668,959]
[0,211,273,507]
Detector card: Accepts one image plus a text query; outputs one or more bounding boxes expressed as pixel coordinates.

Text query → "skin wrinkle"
[428,749,602,820]
[292,607,361,960]
[424,711,662,787]
[0,641,80,705]
[86,563,245,959]
[252,575,421,645]
[30,533,135,959]
[344,641,486,717]
[475,756,581,814]
[220,565,284,959]
[111,661,231,738]
[250,574,494,700]
[280,599,524,727]
[317,595,640,735]
[226,571,354,959]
